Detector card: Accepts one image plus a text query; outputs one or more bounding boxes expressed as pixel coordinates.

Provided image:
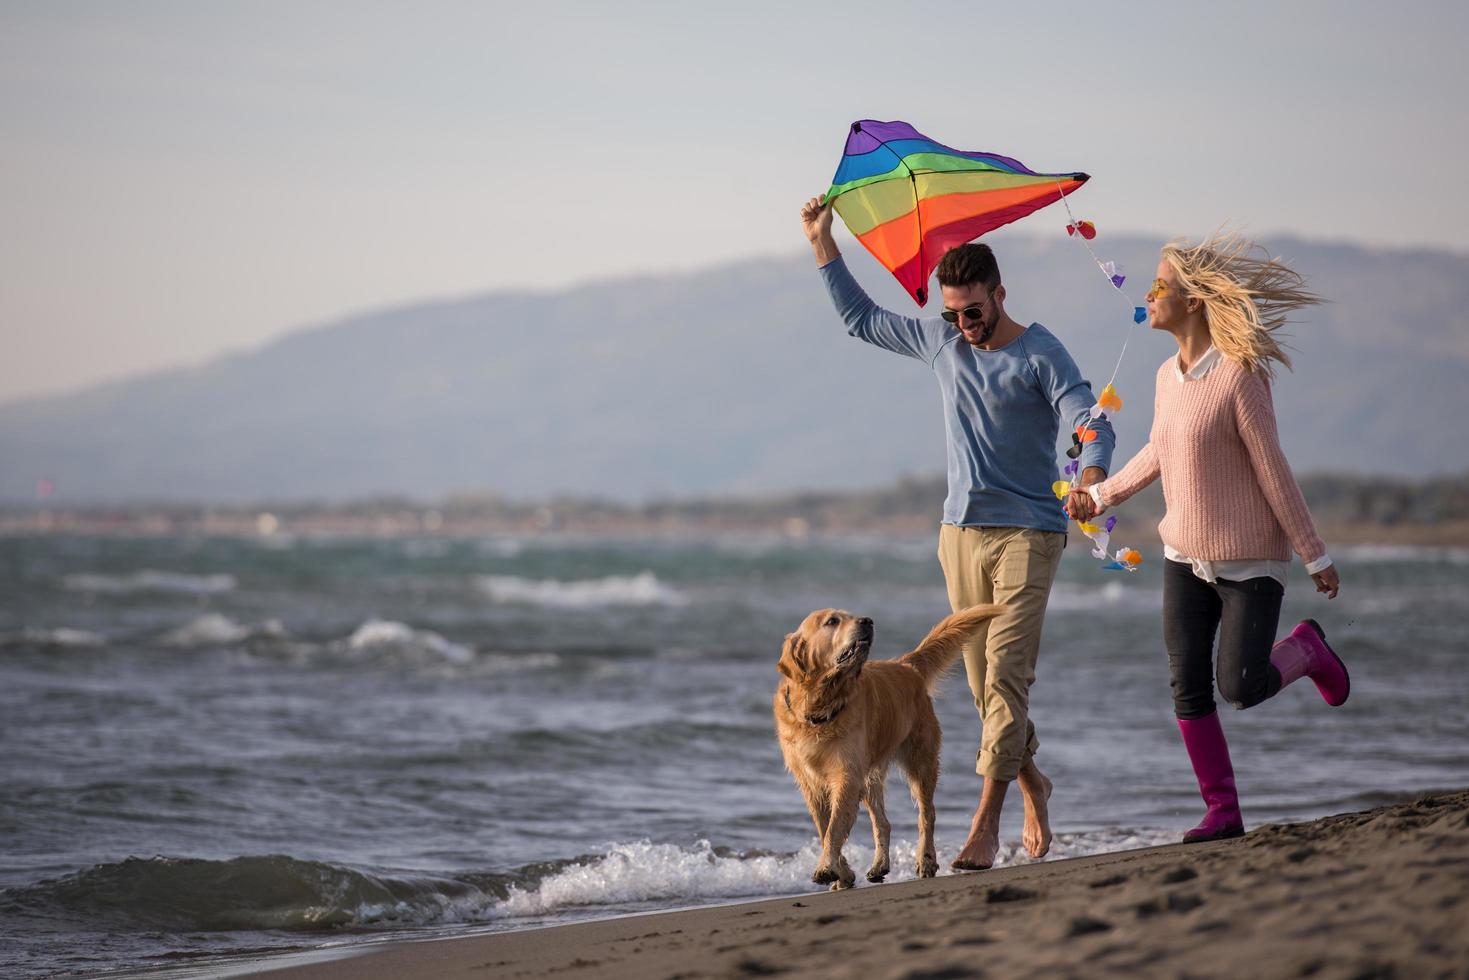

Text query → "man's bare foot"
[1017,764,1053,859]
[950,816,1000,871]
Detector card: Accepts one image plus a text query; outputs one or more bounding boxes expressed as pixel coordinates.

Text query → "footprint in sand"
[984,884,1037,903]
[1066,916,1113,937]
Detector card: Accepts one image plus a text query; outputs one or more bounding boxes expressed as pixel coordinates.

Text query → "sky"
[2,0,1465,403]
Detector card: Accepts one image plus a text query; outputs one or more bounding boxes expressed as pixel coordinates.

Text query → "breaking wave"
[477,571,685,608]
[141,616,561,671]
[0,627,107,650]
[1,855,504,932]
[161,614,285,648]
[62,571,238,596]
[2,827,1179,941]
[344,619,473,663]
[496,829,1177,916]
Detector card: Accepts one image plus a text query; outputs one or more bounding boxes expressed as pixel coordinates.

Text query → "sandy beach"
[234,789,1469,980]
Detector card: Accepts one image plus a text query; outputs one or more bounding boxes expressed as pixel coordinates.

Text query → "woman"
[1066,233,1348,843]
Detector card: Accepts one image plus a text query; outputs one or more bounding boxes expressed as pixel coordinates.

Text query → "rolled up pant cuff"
[976,744,1035,782]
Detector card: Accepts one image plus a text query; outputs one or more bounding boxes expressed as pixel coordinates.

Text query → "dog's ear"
[780,632,809,674]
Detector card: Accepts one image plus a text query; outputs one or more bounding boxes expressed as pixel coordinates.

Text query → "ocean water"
[2,532,1466,978]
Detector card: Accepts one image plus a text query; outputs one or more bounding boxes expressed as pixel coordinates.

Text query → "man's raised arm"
[800,197,944,363]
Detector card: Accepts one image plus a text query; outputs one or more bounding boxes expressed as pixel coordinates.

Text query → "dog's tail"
[898,604,1004,691]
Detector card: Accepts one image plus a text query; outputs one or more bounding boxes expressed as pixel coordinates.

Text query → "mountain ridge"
[3,234,1461,503]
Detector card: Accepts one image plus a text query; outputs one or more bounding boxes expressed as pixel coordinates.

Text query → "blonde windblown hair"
[1160,233,1322,377]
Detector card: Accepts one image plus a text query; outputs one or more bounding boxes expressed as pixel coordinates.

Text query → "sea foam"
[7,828,1181,940]
[0,627,107,650]
[346,619,473,663]
[62,570,238,596]
[495,840,822,916]
[158,615,291,649]
[494,828,1179,917]
[478,571,685,608]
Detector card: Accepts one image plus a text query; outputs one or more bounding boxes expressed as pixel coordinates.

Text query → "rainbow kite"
[824,120,1088,306]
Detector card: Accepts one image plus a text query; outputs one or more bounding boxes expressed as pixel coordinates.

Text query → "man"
[799,196,1114,869]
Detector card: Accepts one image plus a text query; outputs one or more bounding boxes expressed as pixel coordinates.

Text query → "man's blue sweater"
[821,256,1114,533]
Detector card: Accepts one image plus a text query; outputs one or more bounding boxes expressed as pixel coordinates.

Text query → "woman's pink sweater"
[1097,355,1325,564]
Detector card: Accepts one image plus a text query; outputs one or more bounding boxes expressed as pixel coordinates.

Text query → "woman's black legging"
[1162,557,1285,720]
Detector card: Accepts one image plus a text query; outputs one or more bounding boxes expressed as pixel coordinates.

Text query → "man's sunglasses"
[940,305,986,324]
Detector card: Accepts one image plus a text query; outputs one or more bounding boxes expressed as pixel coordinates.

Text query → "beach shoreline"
[197,789,1469,980]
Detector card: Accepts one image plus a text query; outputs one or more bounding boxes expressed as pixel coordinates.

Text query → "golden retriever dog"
[774,604,1002,889]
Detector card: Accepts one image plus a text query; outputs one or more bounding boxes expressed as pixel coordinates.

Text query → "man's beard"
[968,310,997,346]
[977,313,997,344]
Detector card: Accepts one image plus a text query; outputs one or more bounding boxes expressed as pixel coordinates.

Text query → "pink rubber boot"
[1177,712,1245,843]
[1270,619,1350,706]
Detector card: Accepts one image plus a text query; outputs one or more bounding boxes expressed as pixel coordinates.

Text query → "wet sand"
[236,789,1469,980]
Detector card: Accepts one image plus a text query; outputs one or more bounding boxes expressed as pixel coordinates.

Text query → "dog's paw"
[816,853,857,888]
[917,853,939,878]
[829,877,855,891]
[866,868,888,883]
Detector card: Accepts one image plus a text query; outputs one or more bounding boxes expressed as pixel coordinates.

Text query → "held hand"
[1310,565,1340,599]
[801,196,833,243]
[1064,489,1096,522]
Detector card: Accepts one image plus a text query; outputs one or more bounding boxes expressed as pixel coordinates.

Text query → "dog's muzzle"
[836,617,874,666]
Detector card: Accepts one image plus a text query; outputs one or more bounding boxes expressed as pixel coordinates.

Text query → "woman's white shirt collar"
[1175,345,1221,382]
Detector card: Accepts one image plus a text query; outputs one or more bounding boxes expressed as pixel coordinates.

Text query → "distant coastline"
[4,471,1466,547]
[3,243,1464,506]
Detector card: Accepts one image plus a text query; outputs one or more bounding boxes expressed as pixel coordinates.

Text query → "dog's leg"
[863,768,891,883]
[901,747,941,878]
[813,765,862,890]
[794,767,831,842]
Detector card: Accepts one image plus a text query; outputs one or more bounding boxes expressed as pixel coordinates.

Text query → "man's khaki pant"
[937,524,1065,782]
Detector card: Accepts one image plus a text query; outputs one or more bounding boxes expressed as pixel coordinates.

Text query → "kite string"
[1054,181,1141,392]
[1052,181,1147,564]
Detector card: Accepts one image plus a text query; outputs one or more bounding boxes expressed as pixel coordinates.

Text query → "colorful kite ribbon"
[1049,184,1147,571]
